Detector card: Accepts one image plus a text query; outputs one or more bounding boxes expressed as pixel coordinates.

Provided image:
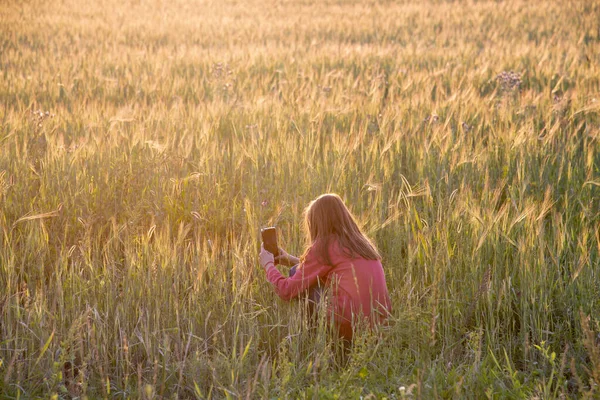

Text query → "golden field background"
[1,0,599,398]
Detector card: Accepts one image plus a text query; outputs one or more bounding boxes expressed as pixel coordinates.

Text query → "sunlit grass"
[1,0,599,397]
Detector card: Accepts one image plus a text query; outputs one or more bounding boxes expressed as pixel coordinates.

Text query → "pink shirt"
[265,240,392,340]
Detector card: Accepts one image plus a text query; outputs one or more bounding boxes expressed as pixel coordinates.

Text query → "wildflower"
[496,71,522,91]
[424,114,439,123]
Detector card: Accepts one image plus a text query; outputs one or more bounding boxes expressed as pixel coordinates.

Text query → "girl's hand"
[275,248,300,267]
[259,244,275,270]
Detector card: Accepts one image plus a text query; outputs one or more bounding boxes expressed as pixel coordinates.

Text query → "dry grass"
[1,0,599,397]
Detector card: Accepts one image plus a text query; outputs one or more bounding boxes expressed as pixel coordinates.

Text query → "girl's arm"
[275,248,300,266]
[265,246,331,301]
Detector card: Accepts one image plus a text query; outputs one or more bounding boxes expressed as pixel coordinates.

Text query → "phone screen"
[261,227,279,257]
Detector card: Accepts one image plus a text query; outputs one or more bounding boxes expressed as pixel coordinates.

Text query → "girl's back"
[323,241,392,338]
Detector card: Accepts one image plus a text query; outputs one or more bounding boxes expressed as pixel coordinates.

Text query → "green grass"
[1,0,599,398]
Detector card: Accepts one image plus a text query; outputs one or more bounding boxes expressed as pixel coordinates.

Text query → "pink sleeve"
[265,246,331,301]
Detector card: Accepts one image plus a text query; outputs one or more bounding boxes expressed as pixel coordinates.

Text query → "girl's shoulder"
[305,236,341,265]
[308,236,363,265]
[326,237,358,263]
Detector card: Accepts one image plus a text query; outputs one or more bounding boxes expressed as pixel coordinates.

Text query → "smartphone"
[261,227,280,257]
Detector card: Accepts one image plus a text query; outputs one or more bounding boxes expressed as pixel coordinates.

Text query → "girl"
[259,193,392,341]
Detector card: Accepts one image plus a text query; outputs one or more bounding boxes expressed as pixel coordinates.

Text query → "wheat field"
[1,0,599,398]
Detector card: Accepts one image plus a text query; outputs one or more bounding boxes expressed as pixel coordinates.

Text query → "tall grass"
[1,0,599,397]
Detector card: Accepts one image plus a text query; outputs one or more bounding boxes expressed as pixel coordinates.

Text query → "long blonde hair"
[302,193,380,265]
